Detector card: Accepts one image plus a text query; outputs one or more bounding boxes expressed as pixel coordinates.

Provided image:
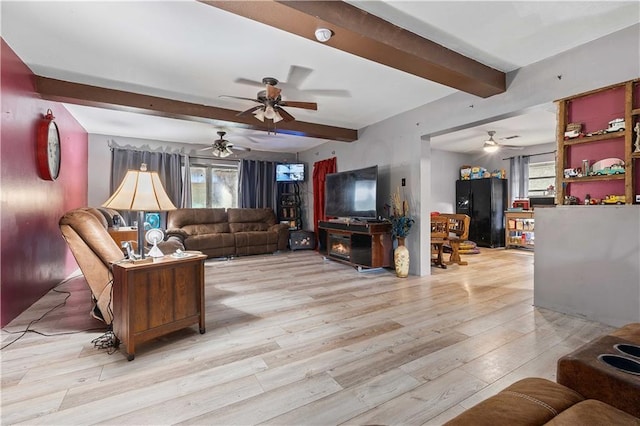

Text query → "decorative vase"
[394,237,410,278]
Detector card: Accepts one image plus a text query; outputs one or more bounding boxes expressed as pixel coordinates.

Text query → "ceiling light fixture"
[314,28,333,42]
[483,140,499,153]
[483,130,500,153]
[264,105,277,120]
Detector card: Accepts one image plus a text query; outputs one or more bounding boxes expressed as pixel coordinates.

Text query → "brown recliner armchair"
[59,208,126,325]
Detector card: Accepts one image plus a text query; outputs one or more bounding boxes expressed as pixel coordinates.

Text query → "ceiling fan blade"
[197,146,213,152]
[285,65,313,88]
[237,105,264,117]
[302,89,351,98]
[234,77,265,87]
[219,95,260,103]
[266,84,281,99]
[276,107,295,122]
[280,101,317,111]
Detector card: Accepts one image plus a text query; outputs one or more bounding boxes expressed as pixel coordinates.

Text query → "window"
[528,160,556,197]
[188,160,239,208]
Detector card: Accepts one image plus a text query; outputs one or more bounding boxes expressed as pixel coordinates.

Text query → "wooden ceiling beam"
[202,0,506,98]
[34,76,358,142]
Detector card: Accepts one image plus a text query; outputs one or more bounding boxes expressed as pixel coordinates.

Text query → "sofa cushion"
[185,233,236,251]
[227,208,277,226]
[234,231,279,247]
[545,400,640,425]
[182,222,231,235]
[444,378,584,426]
[229,222,269,233]
[234,231,279,256]
[167,208,228,231]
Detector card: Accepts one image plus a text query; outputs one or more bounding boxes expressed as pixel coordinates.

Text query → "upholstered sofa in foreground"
[166,208,289,258]
[445,323,640,425]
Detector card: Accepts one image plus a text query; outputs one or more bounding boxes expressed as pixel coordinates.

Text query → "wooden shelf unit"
[555,78,640,205]
[505,211,535,250]
[279,182,302,230]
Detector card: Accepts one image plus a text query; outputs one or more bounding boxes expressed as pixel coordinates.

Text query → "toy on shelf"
[460,165,489,180]
[563,195,578,205]
[601,195,626,205]
[634,122,640,153]
[491,169,506,179]
[564,122,583,140]
[604,118,625,133]
[460,166,471,180]
[470,166,488,179]
[588,158,624,176]
[564,168,582,178]
[592,164,625,176]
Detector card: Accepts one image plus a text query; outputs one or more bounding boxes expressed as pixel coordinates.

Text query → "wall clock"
[36,109,61,180]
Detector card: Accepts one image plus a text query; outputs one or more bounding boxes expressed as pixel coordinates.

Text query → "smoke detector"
[314,28,333,42]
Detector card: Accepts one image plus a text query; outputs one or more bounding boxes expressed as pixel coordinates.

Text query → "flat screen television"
[276,163,305,182]
[325,165,378,219]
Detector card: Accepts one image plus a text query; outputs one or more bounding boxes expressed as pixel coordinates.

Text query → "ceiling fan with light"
[220,77,317,124]
[482,131,523,152]
[198,131,250,158]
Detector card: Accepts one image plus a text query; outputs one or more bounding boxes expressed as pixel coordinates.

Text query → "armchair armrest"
[270,223,290,251]
[165,228,188,242]
[269,223,290,233]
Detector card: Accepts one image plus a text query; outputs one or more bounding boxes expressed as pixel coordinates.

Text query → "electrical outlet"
[401,178,406,186]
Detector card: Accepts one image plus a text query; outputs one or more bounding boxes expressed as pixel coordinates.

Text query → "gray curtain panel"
[109,147,183,228]
[509,155,530,201]
[239,159,278,208]
[181,154,192,208]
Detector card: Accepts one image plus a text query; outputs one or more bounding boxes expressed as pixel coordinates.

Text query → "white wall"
[301,24,639,276]
[534,206,640,327]
[431,150,473,214]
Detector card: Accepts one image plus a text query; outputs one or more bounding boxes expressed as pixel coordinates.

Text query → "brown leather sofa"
[59,207,183,324]
[445,323,640,425]
[166,208,289,258]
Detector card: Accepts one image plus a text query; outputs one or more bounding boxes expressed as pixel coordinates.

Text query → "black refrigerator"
[456,179,508,248]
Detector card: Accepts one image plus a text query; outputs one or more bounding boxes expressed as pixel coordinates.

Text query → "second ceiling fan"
[483,131,523,152]
[221,77,317,123]
[198,131,250,158]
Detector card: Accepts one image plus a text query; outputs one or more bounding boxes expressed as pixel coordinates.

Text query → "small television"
[276,163,305,182]
[325,165,378,219]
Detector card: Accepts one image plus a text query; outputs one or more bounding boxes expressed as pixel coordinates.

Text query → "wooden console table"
[111,253,207,360]
[318,221,392,270]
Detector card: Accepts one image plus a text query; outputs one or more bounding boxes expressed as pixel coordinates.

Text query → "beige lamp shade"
[102,164,177,212]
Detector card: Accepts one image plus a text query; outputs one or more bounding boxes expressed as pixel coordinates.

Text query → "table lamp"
[102,163,176,263]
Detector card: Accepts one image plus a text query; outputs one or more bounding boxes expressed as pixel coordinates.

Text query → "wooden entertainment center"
[318,221,392,270]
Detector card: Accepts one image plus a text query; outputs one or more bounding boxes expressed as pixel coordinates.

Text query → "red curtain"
[312,157,337,242]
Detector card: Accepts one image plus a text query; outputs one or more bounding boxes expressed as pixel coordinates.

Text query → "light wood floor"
[1,248,613,425]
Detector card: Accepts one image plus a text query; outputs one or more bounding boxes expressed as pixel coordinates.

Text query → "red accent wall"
[1,39,88,326]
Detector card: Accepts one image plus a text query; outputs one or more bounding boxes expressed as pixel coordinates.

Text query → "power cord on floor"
[91,329,117,354]
[0,272,106,350]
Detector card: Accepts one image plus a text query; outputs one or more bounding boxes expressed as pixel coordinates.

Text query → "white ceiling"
[2,1,638,154]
